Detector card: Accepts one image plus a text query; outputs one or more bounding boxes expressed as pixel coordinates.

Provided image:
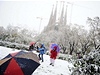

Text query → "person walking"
[29,42,36,51]
[50,46,58,66]
[38,43,45,62]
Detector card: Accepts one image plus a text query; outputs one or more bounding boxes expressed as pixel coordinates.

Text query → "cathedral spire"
[48,5,54,26]
[64,5,67,25]
[59,1,64,25]
[53,1,58,25]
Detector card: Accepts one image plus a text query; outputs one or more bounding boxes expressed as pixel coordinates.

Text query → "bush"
[71,49,100,75]
[0,40,29,50]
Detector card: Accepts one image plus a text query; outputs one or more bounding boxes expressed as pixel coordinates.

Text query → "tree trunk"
[81,41,91,55]
[69,41,75,55]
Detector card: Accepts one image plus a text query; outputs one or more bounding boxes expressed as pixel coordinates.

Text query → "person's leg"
[50,58,53,65]
[52,59,55,66]
[38,54,41,60]
[41,54,44,62]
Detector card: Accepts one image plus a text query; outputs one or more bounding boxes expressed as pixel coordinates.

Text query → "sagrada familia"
[43,1,67,33]
[36,1,68,44]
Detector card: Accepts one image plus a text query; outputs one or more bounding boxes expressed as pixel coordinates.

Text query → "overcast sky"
[0,0,100,33]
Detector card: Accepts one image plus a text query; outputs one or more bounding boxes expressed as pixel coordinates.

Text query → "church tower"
[43,2,58,32]
[43,1,67,32]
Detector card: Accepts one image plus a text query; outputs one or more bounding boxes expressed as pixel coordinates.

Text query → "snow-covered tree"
[0,26,6,40]
[87,17,100,50]
[0,25,36,45]
[71,17,100,75]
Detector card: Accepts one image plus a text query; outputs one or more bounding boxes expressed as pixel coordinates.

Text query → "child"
[38,43,45,62]
[50,46,58,66]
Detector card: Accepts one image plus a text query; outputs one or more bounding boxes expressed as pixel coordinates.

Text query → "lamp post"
[37,17,43,34]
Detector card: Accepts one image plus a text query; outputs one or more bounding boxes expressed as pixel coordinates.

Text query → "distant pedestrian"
[29,44,34,51]
[29,42,36,51]
[50,46,58,66]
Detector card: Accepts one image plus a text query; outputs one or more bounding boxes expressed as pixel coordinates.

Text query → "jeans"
[38,54,44,62]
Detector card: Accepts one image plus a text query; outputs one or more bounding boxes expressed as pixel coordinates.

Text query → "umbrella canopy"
[0,51,40,75]
[50,43,60,53]
[2,51,27,59]
[30,42,36,46]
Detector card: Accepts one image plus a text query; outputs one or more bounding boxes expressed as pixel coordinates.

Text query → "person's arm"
[50,50,53,53]
[39,48,44,51]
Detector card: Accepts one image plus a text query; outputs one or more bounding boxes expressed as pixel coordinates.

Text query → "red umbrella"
[30,42,36,46]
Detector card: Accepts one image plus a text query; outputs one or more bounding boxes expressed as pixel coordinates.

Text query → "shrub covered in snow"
[0,41,29,50]
[71,49,100,75]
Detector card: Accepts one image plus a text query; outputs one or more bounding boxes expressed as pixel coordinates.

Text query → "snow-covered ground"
[0,46,73,75]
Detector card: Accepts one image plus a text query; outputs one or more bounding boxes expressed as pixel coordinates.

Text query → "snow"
[0,46,20,59]
[0,46,73,75]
